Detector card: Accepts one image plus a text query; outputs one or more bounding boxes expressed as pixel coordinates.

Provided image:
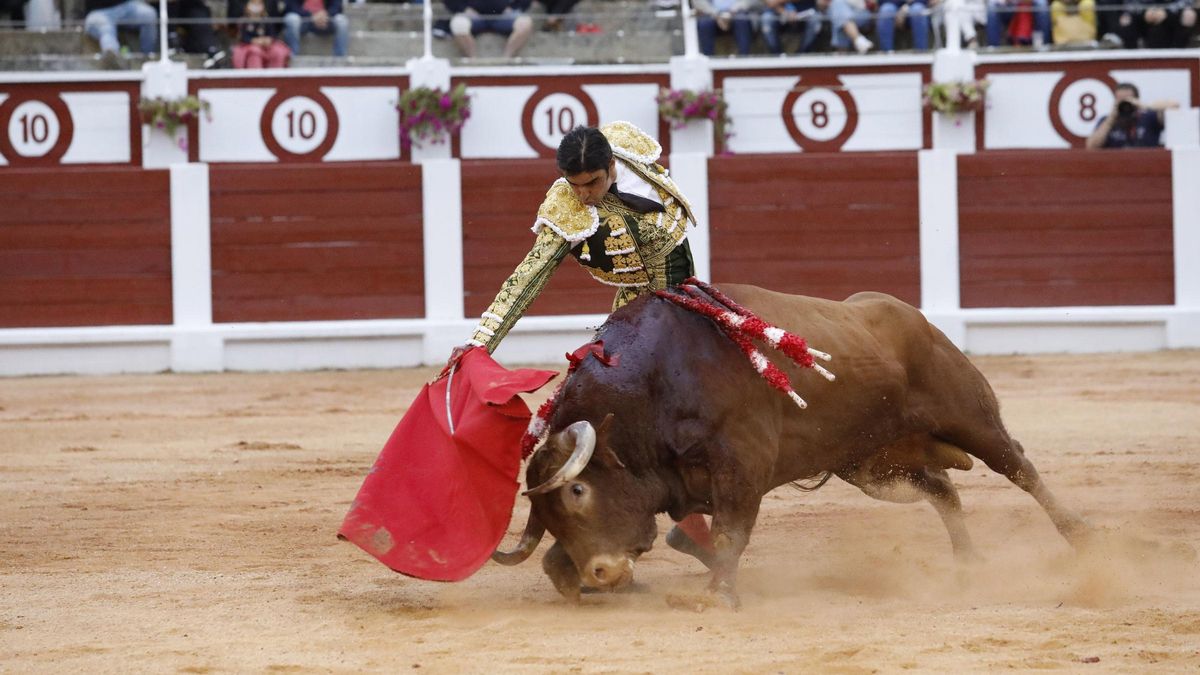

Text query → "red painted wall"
[708,152,922,306]
[958,150,1174,308]
[209,162,425,323]
[0,167,171,328]
[461,159,620,318]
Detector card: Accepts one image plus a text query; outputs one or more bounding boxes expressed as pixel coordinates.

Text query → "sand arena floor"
[2,351,1199,673]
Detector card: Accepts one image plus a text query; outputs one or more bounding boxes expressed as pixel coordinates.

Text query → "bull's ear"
[595,413,626,469]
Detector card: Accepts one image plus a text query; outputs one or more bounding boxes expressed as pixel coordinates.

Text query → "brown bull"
[493,285,1091,607]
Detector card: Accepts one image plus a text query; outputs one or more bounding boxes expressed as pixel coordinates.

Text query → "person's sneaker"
[853,34,873,53]
[98,50,123,70]
[202,49,226,69]
[651,0,679,8]
[1100,32,1122,48]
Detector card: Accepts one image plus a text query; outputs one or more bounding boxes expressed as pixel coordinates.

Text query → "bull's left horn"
[491,511,545,566]
[523,420,596,495]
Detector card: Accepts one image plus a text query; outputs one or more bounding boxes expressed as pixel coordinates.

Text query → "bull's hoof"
[666,526,716,570]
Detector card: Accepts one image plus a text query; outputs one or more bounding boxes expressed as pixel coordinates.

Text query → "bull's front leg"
[705,467,764,610]
[542,541,582,603]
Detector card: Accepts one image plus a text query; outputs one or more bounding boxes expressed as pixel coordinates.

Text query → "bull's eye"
[570,483,585,497]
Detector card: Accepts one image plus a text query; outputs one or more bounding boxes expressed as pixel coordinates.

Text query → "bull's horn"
[491,511,545,566]
[522,420,596,495]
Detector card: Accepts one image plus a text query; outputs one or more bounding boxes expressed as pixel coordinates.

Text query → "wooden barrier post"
[1169,148,1200,348]
[917,149,964,346]
[169,162,222,371]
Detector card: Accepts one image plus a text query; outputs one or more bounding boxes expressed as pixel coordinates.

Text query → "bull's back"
[712,284,973,469]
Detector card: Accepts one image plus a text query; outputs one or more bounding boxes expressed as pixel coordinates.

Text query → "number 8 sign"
[1049,73,1118,147]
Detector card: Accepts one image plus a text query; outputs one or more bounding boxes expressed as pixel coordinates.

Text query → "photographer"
[1086,82,1180,150]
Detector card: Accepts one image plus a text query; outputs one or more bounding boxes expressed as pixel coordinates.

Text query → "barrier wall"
[1,52,1199,375]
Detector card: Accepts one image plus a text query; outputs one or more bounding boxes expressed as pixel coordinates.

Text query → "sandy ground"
[2,351,1200,674]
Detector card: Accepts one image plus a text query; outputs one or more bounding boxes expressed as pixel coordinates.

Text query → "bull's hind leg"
[942,426,1091,546]
[839,462,978,560]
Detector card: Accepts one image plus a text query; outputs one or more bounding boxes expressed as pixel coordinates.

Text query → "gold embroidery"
[471,226,571,351]
[601,121,662,164]
[533,180,598,242]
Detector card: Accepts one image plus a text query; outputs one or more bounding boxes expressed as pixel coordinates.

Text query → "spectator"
[986,0,1051,46]
[876,0,934,50]
[694,0,761,56]
[1098,0,1196,48]
[933,0,987,47]
[813,0,875,53]
[165,0,224,66]
[283,0,349,56]
[1,0,24,25]
[761,0,820,53]
[1085,82,1179,149]
[761,0,821,53]
[446,0,534,58]
[230,0,291,67]
[1049,0,1095,45]
[84,0,158,65]
[533,0,580,32]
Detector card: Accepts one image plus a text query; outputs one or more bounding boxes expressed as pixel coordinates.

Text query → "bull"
[492,285,1091,607]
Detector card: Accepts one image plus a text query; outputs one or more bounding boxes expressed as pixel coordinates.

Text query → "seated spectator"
[283,0,349,56]
[84,0,158,65]
[1,0,24,25]
[1049,0,1094,45]
[761,0,821,54]
[446,0,534,58]
[694,0,761,56]
[986,0,1050,45]
[1118,0,1196,48]
[877,0,934,50]
[533,0,580,31]
[813,0,875,53]
[166,0,224,65]
[230,0,291,67]
[933,0,987,47]
[1085,82,1179,149]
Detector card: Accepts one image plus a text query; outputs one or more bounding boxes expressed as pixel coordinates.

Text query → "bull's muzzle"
[523,420,596,495]
[582,554,635,589]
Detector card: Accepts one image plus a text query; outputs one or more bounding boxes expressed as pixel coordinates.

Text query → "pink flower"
[439,94,453,111]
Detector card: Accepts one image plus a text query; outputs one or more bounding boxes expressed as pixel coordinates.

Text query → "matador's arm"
[468,226,572,352]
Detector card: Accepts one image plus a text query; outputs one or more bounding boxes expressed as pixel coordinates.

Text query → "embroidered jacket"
[468,121,696,351]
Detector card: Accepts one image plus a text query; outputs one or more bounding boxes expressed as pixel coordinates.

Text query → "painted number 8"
[1079,93,1097,122]
[811,101,829,129]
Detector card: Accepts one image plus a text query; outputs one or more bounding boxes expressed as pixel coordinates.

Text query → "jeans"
[877,0,931,49]
[84,0,158,54]
[697,13,755,55]
[828,0,873,48]
[283,11,350,56]
[761,8,823,52]
[986,0,1051,45]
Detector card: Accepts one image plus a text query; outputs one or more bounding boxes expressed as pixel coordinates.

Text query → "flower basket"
[138,95,211,151]
[656,87,733,154]
[398,83,471,149]
[922,79,990,116]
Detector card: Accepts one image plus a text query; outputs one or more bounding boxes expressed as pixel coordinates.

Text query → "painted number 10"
[19,113,50,144]
[544,106,575,136]
[286,109,317,140]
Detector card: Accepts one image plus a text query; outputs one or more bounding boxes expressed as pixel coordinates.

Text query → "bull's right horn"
[522,420,596,495]
[491,511,545,566]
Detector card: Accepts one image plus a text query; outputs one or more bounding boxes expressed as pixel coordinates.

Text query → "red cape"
[339,348,557,581]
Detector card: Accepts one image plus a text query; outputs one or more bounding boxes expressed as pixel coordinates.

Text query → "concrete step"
[0,28,93,56]
[291,27,679,61]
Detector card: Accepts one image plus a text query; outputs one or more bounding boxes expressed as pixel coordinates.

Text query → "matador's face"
[563,158,617,207]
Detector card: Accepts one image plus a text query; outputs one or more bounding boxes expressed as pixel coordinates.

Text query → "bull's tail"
[789,470,834,493]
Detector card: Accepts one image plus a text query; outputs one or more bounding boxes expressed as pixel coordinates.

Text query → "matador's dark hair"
[1115,82,1140,98]
[556,126,613,176]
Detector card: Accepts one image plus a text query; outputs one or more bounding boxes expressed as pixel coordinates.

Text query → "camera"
[1117,100,1137,119]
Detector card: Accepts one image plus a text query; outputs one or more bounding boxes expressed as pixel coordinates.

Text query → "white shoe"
[853,34,873,54]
